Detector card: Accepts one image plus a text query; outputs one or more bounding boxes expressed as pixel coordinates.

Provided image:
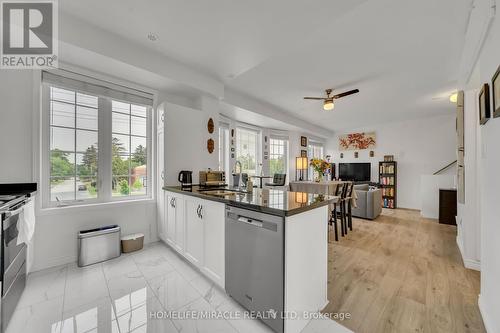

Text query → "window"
[218,123,230,180]
[236,127,259,176]
[308,142,324,179]
[49,87,99,202]
[112,101,148,197]
[269,137,288,178]
[42,71,153,207]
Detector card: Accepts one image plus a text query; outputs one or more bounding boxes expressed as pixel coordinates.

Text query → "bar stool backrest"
[340,182,348,200]
[335,183,344,196]
[347,182,354,198]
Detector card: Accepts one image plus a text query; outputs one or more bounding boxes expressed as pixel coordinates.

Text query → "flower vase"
[314,171,323,183]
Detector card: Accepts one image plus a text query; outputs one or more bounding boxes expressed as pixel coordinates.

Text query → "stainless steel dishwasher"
[225,206,284,333]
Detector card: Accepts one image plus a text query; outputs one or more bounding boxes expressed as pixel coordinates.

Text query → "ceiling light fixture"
[449,93,458,103]
[147,33,158,42]
[323,99,334,111]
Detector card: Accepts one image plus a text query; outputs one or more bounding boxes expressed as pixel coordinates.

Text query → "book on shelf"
[383,198,395,208]
[382,187,395,197]
[379,164,395,174]
[381,176,395,185]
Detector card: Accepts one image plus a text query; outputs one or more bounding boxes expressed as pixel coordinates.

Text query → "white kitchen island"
[162,186,337,333]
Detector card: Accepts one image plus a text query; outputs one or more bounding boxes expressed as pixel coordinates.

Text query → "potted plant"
[310,158,329,182]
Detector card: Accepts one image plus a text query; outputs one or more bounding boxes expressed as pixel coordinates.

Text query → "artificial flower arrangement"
[310,158,330,181]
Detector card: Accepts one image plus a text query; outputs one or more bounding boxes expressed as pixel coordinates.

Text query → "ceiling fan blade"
[332,89,360,99]
[303,97,325,100]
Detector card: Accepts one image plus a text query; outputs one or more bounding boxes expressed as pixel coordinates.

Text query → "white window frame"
[308,140,325,180]
[218,122,230,181]
[235,124,261,176]
[269,135,289,180]
[40,72,153,208]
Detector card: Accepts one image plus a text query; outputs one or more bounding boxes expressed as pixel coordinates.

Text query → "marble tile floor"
[6,242,352,333]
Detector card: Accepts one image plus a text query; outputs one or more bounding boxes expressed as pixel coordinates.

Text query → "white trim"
[268,136,289,180]
[235,125,262,176]
[463,259,481,271]
[37,198,155,216]
[58,62,158,99]
[31,254,77,273]
[456,235,481,271]
[42,70,154,106]
[478,295,494,333]
[40,70,154,208]
[235,122,261,134]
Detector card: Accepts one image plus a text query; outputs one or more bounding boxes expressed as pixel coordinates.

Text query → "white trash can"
[78,225,121,267]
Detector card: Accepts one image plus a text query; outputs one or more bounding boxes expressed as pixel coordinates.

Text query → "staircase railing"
[433,160,457,175]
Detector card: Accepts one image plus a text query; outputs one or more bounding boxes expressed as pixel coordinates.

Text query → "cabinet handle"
[199,205,203,219]
[172,198,176,208]
[161,113,165,122]
[161,171,164,180]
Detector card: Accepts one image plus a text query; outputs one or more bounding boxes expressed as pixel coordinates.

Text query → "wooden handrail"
[433,160,457,175]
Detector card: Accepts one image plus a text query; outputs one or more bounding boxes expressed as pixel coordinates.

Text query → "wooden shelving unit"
[379,161,397,209]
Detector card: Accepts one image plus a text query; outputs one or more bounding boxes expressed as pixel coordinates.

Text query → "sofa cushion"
[354,184,369,191]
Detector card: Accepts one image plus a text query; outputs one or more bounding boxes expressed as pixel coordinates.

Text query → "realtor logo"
[1,0,58,69]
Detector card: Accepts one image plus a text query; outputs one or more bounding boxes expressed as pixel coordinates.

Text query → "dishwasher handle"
[237,216,264,228]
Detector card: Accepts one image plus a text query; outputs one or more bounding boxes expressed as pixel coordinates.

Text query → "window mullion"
[129,104,132,196]
[99,98,112,201]
[73,93,77,201]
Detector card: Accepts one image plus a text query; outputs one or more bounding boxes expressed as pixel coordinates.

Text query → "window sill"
[37,198,155,216]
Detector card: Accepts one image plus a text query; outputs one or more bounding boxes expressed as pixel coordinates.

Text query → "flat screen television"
[339,163,371,182]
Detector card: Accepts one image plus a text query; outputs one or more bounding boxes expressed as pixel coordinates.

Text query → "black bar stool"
[330,183,346,241]
[346,182,354,231]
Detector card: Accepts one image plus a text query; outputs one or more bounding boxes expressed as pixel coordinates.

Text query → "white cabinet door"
[201,201,225,288]
[165,194,177,247]
[174,196,185,253]
[158,192,166,241]
[184,198,204,266]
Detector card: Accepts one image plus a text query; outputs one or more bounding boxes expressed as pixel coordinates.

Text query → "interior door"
[184,198,204,266]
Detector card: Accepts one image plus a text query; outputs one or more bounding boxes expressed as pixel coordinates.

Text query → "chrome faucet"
[234,160,243,190]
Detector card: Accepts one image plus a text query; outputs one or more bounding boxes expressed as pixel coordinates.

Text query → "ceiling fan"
[304,88,360,110]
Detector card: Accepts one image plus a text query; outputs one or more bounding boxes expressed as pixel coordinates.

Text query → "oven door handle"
[4,198,31,219]
[5,207,23,218]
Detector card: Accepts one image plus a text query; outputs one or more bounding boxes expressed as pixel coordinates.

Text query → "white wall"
[462,0,500,331]
[0,71,34,183]
[32,200,157,271]
[420,174,456,219]
[455,88,482,271]
[325,114,457,209]
[0,70,161,271]
[163,101,219,186]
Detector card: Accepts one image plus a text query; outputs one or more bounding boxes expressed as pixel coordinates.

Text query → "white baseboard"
[478,295,494,333]
[463,259,481,271]
[30,254,77,273]
[456,235,481,271]
[30,239,157,273]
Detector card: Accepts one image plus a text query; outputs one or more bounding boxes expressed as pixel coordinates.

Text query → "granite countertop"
[163,185,338,217]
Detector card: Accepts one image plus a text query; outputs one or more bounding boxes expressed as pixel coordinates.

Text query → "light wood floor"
[324,209,485,333]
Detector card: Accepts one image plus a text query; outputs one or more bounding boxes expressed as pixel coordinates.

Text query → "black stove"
[0,183,37,333]
[0,195,27,214]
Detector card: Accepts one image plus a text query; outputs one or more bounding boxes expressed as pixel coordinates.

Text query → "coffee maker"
[178,170,193,188]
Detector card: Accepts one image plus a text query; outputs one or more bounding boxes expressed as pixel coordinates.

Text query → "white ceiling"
[60,0,472,132]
